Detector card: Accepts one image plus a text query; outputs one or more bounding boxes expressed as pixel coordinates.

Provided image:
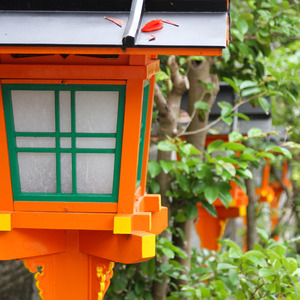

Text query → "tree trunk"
[152,56,189,300]
[170,58,219,295]
[245,174,257,250]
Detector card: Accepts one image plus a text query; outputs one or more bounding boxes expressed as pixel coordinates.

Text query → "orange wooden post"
[256,160,275,203]
[196,183,248,251]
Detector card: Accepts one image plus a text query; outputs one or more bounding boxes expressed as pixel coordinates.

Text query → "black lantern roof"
[0,0,229,49]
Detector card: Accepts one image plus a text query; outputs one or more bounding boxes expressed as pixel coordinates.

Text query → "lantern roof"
[0,0,229,51]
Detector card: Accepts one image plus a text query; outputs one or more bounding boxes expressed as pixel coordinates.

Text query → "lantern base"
[24,231,114,300]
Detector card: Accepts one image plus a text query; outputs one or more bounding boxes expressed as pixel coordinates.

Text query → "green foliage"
[169,231,300,300]
[148,136,291,219]
[107,231,300,300]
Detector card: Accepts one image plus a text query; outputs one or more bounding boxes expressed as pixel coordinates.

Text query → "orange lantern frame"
[0,1,230,298]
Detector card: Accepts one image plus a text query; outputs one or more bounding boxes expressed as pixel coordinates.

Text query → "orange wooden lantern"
[195,135,248,251]
[196,181,248,251]
[0,1,230,299]
[256,160,275,203]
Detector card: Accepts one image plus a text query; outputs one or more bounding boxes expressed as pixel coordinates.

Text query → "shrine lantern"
[0,0,230,299]
[195,135,248,251]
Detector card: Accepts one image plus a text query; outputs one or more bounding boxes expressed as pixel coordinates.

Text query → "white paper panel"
[12,90,55,132]
[61,153,72,193]
[76,138,116,149]
[76,153,114,194]
[59,91,71,133]
[18,153,56,193]
[75,91,119,133]
[60,137,72,148]
[16,137,55,148]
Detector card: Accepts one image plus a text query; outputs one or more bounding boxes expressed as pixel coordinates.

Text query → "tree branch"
[178,92,267,137]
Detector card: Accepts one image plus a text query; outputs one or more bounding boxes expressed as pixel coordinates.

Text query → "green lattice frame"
[136,82,150,186]
[2,83,125,203]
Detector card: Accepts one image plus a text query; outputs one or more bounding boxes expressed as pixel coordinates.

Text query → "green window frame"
[136,82,150,186]
[2,83,125,203]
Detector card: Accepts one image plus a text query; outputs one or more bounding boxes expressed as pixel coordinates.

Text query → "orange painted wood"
[0,53,130,65]
[0,84,14,211]
[132,212,152,232]
[14,202,118,213]
[150,207,168,235]
[0,46,223,56]
[0,63,158,80]
[195,209,226,251]
[24,231,114,300]
[118,79,144,214]
[79,230,154,264]
[142,194,161,212]
[12,211,152,231]
[2,79,126,85]
[0,229,66,260]
[140,75,156,195]
[129,55,150,65]
[12,212,115,231]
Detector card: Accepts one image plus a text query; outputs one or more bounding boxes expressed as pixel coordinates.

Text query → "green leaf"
[232,113,250,121]
[177,175,189,192]
[223,77,239,93]
[259,268,275,278]
[149,181,160,194]
[158,140,177,152]
[189,55,205,61]
[231,28,244,42]
[162,247,175,258]
[222,47,230,62]
[229,131,243,142]
[247,128,263,138]
[222,142,246,151]
[222,116,233,125]
[243,250,266,260]
[219,101,233,117]
[217,263,237,270]
[236,290,246,300]
[199,286,212,298]
[180,143,201,156]
[256,152,275,160]
[195,100,210,111]
[218,191,232,207]
[229,248,242,259]
[140,258,156,276]
[201,200,217,218]
[223,239,243,256]
[219,161,236,177]
[186,203,198,220]
[271,146,292,159]
[207,139,224,153]
[237,19,249,34]
[240,80,258,90]
[160,160,173,174]
[148,161,162,178]
[285,258,298,274]
[257,228,269,243]
[258,97,270,114]
[236,168,253,179]
[241,87,261,97]
[204,186,219,204]
[284,89,297,103]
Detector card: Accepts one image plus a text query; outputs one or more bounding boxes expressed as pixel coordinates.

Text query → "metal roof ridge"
[122,0,145,48]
